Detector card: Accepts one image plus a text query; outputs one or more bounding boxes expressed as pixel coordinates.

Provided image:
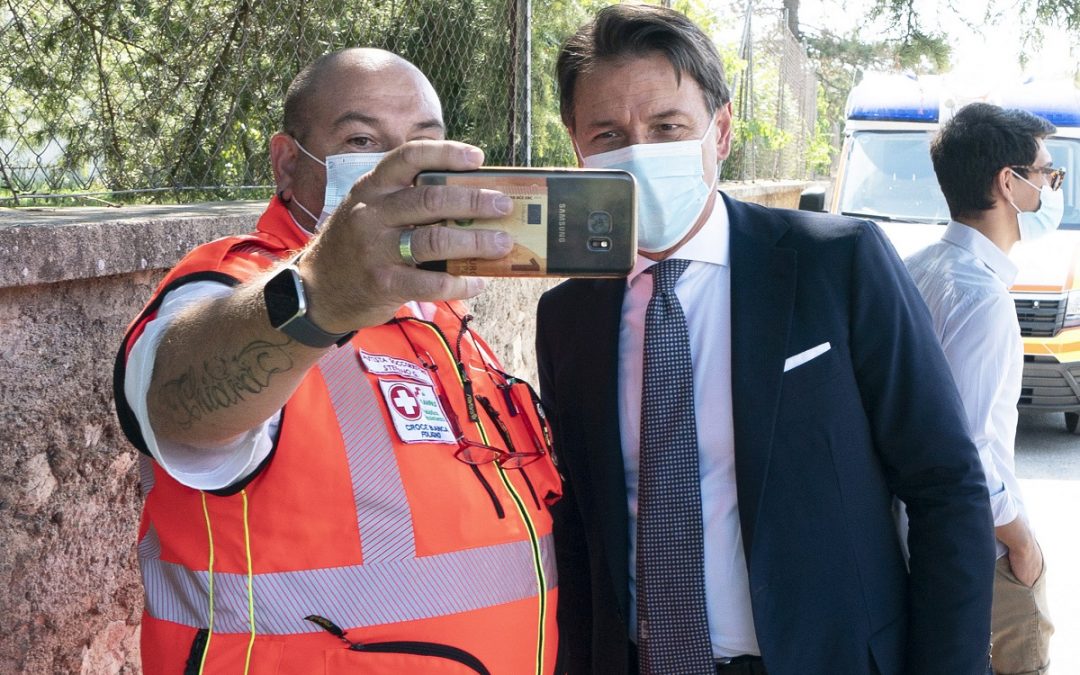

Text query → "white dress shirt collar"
[627,191,730,285]
[943,220,1019,288]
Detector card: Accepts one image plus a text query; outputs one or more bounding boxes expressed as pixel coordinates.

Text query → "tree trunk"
[783,0,801,40]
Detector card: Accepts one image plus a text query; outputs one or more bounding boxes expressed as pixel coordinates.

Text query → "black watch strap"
[280,302,354,348]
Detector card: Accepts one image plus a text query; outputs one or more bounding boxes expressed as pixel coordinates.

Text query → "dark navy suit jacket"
[536,194,995,675]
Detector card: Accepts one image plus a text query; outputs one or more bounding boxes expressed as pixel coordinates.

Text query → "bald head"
[271,47,444,227]
[283,48,438,142]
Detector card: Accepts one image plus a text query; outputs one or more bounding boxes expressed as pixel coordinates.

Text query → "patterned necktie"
[636,258,713,674]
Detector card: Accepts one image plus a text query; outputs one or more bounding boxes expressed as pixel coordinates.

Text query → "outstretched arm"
[147,141,514,448]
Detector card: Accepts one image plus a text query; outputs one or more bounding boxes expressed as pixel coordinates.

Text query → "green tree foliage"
[1036,0,1080,32]
[716,1,821,180]
[796,0,1080,171]
[867,0,1080,39]
[530,0,736,167]
[530,0,610,167]
[0,0,534,203]
[1,0,832,203]
[794,0,951,173]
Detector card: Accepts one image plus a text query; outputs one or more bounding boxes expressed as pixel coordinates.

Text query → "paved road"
[1015,411,1080,674]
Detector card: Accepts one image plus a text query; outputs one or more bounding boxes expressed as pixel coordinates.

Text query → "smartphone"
[415,167,636,277]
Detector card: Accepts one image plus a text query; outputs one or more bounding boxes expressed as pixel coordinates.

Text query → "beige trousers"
[991,554,1053,675]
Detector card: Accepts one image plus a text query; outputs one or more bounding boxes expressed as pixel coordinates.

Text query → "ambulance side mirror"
[799,185,827,212]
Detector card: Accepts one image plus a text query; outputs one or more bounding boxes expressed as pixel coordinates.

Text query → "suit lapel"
[567,278,633,617]
[727,196,796,560]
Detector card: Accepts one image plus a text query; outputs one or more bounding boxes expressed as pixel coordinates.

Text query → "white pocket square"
[783,342,831,373]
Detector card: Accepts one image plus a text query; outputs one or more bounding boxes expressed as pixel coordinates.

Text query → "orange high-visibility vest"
[114,198,562,675]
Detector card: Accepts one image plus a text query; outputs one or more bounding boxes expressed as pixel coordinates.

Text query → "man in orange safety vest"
[114,48,561,675]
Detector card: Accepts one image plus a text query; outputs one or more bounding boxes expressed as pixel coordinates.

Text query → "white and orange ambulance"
[802,72,1080,433]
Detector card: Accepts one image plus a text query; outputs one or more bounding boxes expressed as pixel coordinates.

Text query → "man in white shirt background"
[907,101,1057,675]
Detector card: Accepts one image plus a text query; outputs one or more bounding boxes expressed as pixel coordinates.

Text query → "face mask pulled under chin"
[581,125,718,253]
[292,139,387,229]
[1010,172,1065,242]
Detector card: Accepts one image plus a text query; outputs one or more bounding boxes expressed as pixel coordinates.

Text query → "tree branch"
[60,0,168,67]
[91,16,125,189]
[168,0,253,185]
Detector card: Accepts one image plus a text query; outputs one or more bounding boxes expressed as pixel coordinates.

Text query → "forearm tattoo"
[159,338,295,428]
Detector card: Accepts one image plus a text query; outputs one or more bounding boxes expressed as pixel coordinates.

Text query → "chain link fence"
[725,4,820,181]
[1,0,534,205]
[1,0,818,206]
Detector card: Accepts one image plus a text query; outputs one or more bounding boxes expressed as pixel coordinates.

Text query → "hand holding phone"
[415,167,636,277]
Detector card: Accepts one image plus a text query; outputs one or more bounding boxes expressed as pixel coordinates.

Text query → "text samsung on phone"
[415,167,636,277]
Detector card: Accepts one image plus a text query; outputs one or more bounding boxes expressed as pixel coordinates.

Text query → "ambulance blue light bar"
[846,73,939,122]
[1000,79,1080,127]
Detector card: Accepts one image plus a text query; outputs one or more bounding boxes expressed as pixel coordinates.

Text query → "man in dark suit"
[536,6,995,675]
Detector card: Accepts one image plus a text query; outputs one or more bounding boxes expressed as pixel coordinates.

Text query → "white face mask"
[293,139,387,228]
[1009,170,1065,242]
[581,122,718,253]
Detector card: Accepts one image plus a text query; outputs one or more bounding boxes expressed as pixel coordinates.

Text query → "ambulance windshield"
[838,130,1080,229]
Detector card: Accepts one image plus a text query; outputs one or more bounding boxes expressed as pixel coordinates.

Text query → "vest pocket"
[183,628,210,675]
[325,641,491,674]
[181,631,284,674]
[307,615,491,675]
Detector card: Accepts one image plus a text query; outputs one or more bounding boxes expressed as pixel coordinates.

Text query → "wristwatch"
[263,255,353,348]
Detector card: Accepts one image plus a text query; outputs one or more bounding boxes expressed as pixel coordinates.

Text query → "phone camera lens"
[587,211,612,234]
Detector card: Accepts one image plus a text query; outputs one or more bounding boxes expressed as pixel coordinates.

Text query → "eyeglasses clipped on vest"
[427,362,550,469]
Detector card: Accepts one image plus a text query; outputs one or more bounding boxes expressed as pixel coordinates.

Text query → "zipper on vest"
[395,317,505,518]
[350,641,490,674]
[451,316,549,675]
[476,394,541,511]
[305,615,491,674]
[490,460,548,675]
[399,315,550,675]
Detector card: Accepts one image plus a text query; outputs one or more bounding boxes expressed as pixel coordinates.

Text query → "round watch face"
[264,266,304,328]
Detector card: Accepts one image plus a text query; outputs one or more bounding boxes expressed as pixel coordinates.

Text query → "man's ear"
[715,101,734,161]
[993,165,1016,206]
[270,132,299,199]
[712,101,738,160]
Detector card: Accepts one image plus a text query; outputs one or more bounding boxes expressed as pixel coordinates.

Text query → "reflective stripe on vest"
[140,526,556,634]
[139,453,155,496]
[320,344,415,562]
[138,333,557,633]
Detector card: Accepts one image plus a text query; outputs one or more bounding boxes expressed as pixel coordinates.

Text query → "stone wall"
[0,203,267,674]
[0,181,807,673]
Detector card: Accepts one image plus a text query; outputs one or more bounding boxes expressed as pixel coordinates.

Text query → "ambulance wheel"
[1066,412,1080,434]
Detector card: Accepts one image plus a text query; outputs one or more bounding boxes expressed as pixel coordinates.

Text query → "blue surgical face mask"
[581,123,718,253]
[293,139,387,228]
[1009,170,1065,242]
